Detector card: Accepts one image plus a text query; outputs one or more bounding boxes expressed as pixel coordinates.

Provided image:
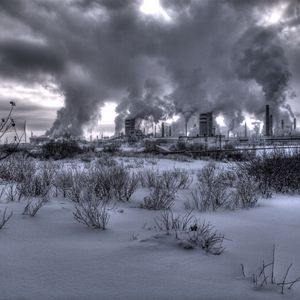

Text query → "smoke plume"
[0,0,299,136]
[234,26,291,120]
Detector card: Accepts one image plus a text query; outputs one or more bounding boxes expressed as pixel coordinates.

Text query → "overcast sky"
[0,0,299,137]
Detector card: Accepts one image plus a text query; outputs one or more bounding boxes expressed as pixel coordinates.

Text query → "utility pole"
[24,120,27,143]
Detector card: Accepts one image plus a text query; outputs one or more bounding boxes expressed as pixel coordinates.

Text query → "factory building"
[199,112,214,137]
[125,118,136,136]
[265,104,275,136]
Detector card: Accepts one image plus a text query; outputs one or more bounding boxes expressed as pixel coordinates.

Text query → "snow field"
[0,157,300,299]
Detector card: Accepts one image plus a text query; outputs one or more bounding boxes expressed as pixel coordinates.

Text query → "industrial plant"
[27,104,300,157]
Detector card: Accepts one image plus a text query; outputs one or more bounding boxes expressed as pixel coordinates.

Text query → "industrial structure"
[125,118,136,136]
[28,104,300,154]
[199,112,214,137]
[124,118,145,141]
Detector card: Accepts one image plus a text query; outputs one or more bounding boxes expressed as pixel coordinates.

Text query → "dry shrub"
[0,207,13,229]
[140,168,192,210]
[161,168,193,190]
[88,164,139,202]
[0,154,36,183]
[187,163,231,211]
[232,172,258,209]
[22,196,48,217]
[96,155,117,168]
[73,193,110,229]
[138,168,159,188]
[89,166,115,200]
[53,168,73,198]
[139,168,192,190]
[237,149,300,197]
[67,170,88,203]
[5,182,18,202]
[154,210,225,255]
[142,184,175,210]
[242,245,300,294]
[185,163,259,211]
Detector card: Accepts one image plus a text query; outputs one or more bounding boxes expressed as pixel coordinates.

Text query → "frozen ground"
[1,158,300,300]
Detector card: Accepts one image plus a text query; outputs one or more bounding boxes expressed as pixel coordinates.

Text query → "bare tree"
[0,101,23,161]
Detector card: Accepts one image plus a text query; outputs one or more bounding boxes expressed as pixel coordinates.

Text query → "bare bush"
[145,158,158,165]
[232,172,258,209]
[40,161,58,187]
[22,196,48,217]
[86,164,139,202]
[5,182,19,202]
[73,194,110,229]
[141,168,192,210]
[153,210,225,255]
[186,221,225,255]
[242,245,300,294]
[96,155,117,168]
[0,154,36,183]
[67,170,87,203]
[160,169,193,192]
[142,184,175,210]
[139,168,192,191]
[53,168,73,198]
[16,162,56,200]
[138,168,159,188]
[218,169,237,187]
[89,166,115,201]
[187,163,231,211]
[132,158,144,168]
[237,149,300,197]
[186,163,258,211]
[111,166,139,202]
[0,207,13,229]
[17,173,51,200]
[171,168,193,189]
[154,210,194,238]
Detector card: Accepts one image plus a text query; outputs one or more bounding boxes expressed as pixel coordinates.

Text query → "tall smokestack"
[161,122,165,137]
[169,126,172,137]
[270,114,273,136]
[244,122,247,137]
[281,119,284,130]
[294,118,297,130]
[265,105,270,136]
[185,121,188,136]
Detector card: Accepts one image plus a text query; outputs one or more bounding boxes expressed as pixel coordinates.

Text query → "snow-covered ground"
[1,158,300,300]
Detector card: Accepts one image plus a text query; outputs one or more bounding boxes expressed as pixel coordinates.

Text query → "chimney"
[161,122,165,138]
[270,114,273,136]
[265,105,270,136]
[169,126,172,137]
[294,118,297,130]
[185,121,188,136]
[281,120,284,130]
[244,122,247,137]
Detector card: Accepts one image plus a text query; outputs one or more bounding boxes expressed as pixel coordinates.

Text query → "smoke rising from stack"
[0,0,299,136]
[234,26,291,122]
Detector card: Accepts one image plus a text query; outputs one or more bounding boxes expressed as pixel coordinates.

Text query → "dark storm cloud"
[0,0,299,136]
[0,39,64,77]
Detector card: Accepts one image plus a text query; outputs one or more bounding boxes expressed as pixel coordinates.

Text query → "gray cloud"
[0,0,299,136]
